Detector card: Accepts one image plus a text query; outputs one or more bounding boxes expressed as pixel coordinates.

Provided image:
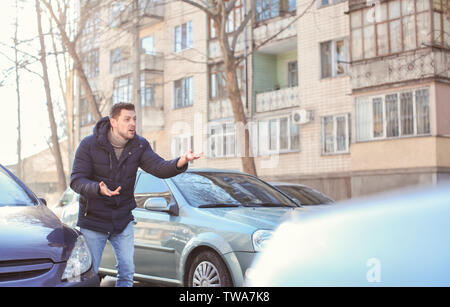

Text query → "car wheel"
[187,250,233,287]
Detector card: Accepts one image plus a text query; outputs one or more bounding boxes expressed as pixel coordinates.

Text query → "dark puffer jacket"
[70,117,187,234]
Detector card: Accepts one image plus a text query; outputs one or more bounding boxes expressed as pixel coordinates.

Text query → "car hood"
[0,205,75,263]
[200,205,324,230]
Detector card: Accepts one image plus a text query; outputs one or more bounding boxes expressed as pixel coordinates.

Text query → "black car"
[0,164,99,286]
[270,182,334,206]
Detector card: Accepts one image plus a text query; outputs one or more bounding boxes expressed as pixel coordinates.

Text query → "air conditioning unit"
[292,109,313,125]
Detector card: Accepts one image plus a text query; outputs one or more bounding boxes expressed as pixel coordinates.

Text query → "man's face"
[110,109,136,140]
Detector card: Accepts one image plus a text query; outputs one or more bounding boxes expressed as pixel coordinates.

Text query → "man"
[70,102,201,287]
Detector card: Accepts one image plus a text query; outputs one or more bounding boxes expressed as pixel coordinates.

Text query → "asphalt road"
[100,275,161,287]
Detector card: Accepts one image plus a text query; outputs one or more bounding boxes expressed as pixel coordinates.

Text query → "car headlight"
[62,235,92,281]
[252,229,273,252]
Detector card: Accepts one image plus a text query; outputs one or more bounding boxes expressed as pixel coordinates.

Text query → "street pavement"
[100,275,161,287]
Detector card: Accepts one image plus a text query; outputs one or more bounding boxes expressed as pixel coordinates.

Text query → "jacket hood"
[93,116,111,147]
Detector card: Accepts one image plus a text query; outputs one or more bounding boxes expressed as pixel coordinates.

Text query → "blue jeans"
[80,222,135,287]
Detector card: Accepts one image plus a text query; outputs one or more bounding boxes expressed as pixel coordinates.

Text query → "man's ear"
[110,117,117,128]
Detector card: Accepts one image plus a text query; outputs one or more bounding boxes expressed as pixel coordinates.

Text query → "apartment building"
[73,0,450,200]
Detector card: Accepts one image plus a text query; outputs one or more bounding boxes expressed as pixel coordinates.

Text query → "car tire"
[187,250,233,287]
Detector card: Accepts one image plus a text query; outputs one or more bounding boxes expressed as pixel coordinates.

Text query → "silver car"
[61,168,316,287]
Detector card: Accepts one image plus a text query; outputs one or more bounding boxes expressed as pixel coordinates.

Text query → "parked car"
[246,183,450,286]
[270,182,334,206]
[0,163,99,287]
[61,168,320,287]
[50,187,79,219]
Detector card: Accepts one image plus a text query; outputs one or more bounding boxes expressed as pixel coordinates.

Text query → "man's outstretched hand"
[177,149,203,168]
[99,181,121,197]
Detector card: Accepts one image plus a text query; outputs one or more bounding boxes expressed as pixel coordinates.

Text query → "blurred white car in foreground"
[246,183,450,286]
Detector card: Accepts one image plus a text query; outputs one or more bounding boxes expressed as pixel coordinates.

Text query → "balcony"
[253,15,297,48]
[209,96,247,120]
[109,0,164,29]
[255,86,299,113]
[350,48,449,91]
[111,52,164,77]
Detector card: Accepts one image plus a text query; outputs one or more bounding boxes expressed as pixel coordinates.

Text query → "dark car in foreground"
[61,168,325,287]
[270,182,334,206]
[0,164,99,287]
[246,183,450,286]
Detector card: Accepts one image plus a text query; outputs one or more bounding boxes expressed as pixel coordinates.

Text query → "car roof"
[269,181,309,188]
[138,168,248,175]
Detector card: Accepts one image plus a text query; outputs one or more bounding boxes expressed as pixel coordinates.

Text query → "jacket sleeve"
[139,140,188,178]
[70,138,100,198]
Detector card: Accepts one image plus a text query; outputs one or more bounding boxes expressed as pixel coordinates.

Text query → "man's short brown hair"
[110,102,135,119]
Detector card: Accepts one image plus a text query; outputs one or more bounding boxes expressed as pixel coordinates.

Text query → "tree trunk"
[14,0,22,179]
[41,0,102,122]
[36,0,67,194]
[215,16,257,176]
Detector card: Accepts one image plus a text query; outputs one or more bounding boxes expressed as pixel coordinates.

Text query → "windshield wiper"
[244,202,295,208]
[198,203,241,208]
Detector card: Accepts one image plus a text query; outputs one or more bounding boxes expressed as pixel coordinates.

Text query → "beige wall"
[435,82,450,136]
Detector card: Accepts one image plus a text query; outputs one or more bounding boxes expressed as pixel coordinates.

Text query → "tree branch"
[231,9,252,52]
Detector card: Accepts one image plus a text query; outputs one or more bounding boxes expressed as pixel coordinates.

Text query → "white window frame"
[320,38,348,79]
[207,123,237,158]
[174,21,193,52]
[173,76,193,109]
[171,134,193,159]
[355,88,430,142]
[321,114,350,155]
[318,0,344,8]
[257,115,300,155]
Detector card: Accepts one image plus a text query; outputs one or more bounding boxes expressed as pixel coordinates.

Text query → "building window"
[174,77,193,109]
[320,39,348,78]
[432,0,450,47]
[110,47,130,73]
[109,0,128,28]
[140,73,156,107]
[356,88,430,141]
[256,0,280,21]
[287,61,298,87]
[318,0,344,8]
[82,49,99,79]
[113,76,132,104]
[208,123,236,158]
[350,0,435,61]
[141,36,156,55]
[172,135,193,159]
[322,114,350,154]
[174,21,193,52]
[257,115,300,155]
[80,96,96,126]
[209,64,245,100]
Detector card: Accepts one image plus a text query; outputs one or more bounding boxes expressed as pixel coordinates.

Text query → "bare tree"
[13,0,25,180]
[179,0,314,176]
[41,0,102,121]
[179,0,256,175]
[35,0,67,193]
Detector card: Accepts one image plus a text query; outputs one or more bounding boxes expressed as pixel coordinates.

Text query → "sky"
[0,1,63,166]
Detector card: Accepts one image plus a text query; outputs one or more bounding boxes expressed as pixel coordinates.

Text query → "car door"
[132,172,179,281]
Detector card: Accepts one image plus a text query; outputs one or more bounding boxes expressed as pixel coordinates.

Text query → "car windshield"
[172,172,297,208]
[0,166,37,207]
[277,185,333,205]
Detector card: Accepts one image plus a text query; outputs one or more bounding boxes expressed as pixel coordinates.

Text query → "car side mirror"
[39,198,47,206]
[144,197,179,216]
